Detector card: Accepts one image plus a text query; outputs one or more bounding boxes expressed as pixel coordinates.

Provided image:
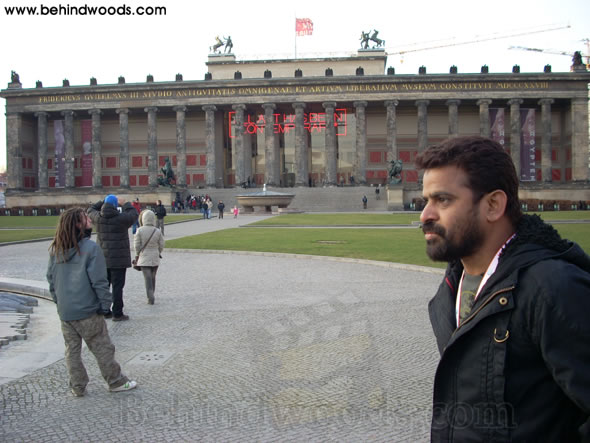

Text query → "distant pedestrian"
[47,208,137,396]
[87,194,137,321]
[217,200,225,219]
[233,206,239,218]
[131,198,141,234]
[375,186,380,200]
[133,210,165,305]
[206,199,212,219]
[154,199,166,235]
[362,195,368,209]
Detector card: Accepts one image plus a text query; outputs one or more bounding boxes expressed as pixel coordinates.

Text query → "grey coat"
[46,237,112,321]
[133,210,165,267]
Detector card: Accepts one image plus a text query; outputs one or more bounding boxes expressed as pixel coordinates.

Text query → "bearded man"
[416,136,590,441]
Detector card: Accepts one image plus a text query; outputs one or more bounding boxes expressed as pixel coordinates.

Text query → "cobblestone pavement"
[0,215,443,442]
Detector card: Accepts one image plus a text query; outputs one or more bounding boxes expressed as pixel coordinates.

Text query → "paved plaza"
[0,215,443,442]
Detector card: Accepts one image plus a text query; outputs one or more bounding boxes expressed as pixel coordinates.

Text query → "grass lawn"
[0,214,202,243]
[166,216,589,267]
[0,216,59,228]
[251,213,421,226]
[529,211,590,221]
[166,226,446,268]
[0,229,56,243]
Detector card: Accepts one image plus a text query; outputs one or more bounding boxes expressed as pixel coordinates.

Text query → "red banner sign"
[295,18,313,36]
[229,110,347,138]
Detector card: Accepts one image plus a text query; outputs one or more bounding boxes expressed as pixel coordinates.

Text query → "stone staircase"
[179,186,391,213]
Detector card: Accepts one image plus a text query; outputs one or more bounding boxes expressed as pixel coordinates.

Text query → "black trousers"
[107,268,127,317]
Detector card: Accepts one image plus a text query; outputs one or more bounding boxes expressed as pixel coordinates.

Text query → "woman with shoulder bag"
[133,210,165,305]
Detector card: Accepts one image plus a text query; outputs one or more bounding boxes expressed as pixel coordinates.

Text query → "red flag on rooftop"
[295,18,313,36]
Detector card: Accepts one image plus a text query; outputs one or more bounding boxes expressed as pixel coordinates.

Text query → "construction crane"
[508,45,572,57]
[508,43,590,69]
[385,23,571,61]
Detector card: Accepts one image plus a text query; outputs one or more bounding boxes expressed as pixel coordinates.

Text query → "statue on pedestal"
[11,71,20,84]
[360,30,385,49]
[210,35,234,54]
[388,159,403,184]
[360,31,370,49]
[210,36,224,54]
[571,51,587,71]
[158,157,176,187]
[223,36,233,53]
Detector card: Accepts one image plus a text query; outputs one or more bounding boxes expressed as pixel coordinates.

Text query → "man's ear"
[483,190,508,222]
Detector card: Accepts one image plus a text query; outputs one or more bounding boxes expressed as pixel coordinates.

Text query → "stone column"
[5,112,23,190]
[145,107,158,187]
[477,99,492,137]
[202,105,217,187]
[323,101,337,186]
[384,100,399,162]
[62,110,75,189]
[35,111,49,190]
[415,100,430,153]
[91,109,105,189]
[263,103,279,186]
[446,99,460,137]
[173,106,187,188]
[571,97,590,182]
[538,99,554,183]
[354,101,368,184]
[508,99,523,180]
[232,104,246,186]
[292,102,308,186]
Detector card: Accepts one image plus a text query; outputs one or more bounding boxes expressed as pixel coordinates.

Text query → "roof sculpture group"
[360,30,385,49]
[210,35,233,54]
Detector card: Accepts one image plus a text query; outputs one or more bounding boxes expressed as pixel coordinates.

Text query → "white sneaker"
[110,380,137,392]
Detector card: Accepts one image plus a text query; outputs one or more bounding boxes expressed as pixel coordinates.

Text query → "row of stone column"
[7,97,567,191]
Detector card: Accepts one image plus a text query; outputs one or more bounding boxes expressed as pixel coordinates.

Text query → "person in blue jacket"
[47,208,137,397]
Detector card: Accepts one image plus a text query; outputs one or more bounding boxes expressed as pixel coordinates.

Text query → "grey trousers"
[60,314,128,393]
[156,218,164,235]
[141,266,158,303]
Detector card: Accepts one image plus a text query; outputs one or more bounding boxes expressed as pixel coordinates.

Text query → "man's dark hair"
[415,136,522,225]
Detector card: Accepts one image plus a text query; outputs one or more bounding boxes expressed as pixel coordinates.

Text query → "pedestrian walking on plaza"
[131,198,141,234]
[416,136,590,441]
[154,199,167,235]
[362,195,368,209]
[217,200,225,219]
[87,194,138,321]
[375,185,380,200]
[233,205,239,218]
[133,210,165,305]
[47,208,137,396]
[207,199,213,219]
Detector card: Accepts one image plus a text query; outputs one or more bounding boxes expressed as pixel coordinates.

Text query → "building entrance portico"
[2,50,589,209]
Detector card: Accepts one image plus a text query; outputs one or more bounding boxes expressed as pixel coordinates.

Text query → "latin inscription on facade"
[32,81,552,105]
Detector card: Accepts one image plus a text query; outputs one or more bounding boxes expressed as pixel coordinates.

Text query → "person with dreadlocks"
[416,136,590,441]
[46,208,137,396]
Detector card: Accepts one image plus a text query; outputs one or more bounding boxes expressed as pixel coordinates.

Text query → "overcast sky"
[1,0,589,172]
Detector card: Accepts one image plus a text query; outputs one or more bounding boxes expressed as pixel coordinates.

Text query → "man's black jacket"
[429,215,590,442]
[87,201,137,269]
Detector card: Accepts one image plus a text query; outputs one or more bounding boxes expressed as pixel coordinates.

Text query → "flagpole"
[294,14,297,59]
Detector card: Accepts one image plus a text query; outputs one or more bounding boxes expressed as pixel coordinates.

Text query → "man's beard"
[422,209,484,263]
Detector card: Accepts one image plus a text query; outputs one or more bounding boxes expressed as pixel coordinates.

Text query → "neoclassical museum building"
[2,49,589,209]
